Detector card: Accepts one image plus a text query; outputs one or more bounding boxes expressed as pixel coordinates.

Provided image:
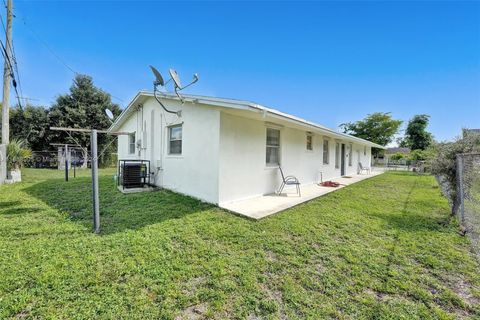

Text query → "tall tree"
[400,114,433,150]
[10,105,50,151]
[340,112,402,155]
[48,74,122,167]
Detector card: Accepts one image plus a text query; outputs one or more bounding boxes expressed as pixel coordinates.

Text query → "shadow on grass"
[0,201,21,209]
[1,207,42,215]
[365,180,448,233]
[24,176,214,235]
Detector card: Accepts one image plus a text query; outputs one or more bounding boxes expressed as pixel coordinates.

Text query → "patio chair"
[277,166,301,197]
[358,162,371,174]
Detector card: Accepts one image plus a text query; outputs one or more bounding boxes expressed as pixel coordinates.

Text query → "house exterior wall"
[218,112,371,204]
[116,97,220,204]
[116,97,372,205]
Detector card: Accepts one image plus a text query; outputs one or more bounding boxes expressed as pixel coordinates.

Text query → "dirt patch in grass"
[175,303,208,320]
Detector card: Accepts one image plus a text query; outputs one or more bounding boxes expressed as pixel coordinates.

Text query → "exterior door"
[341,144,346,176]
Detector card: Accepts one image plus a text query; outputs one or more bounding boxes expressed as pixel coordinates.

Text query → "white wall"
[116,97,220,204]
[117,99,372,205]
[218,112,372,205]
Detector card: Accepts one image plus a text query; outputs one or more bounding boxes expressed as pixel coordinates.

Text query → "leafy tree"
[400,114,433,150]
[48,74,122,167]
[390,152,405,161]
[408,148,433,162]
[340,112,402,156]
[10,105,50,151]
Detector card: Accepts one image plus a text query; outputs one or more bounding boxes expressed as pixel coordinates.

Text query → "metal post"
[91,129,100,234]
[64,144,69,182]
[457,154,465,224]
[73,160,76,178]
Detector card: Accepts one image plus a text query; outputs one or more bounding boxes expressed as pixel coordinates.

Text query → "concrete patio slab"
[220,169,384,219]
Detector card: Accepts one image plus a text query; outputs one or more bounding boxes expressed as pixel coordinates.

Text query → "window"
[168,125,182,155]
[306,134,313,151]
[364,146,367,156]
[266,128,280,166]
[128,132,136,154]
[335,142,340,169]
[323,139,329,164]
[348,143,353,166]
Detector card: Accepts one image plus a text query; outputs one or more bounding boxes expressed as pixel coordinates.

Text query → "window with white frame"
[335,142,340,169]
[306,133,313,151]
[266,128,280,166]
[323,139,329,165]
[168,124,182,155]
[348,143,353,166]
[128,132,136,154]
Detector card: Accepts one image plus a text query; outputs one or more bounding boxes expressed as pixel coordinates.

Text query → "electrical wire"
[0,12,21,100]
[0,38,22,108]
[1,3,125,107]
[16,14,78,76]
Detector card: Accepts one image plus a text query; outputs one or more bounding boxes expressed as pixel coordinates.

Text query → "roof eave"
[110,91,386,149]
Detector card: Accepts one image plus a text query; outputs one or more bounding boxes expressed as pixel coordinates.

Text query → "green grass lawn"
[0,169,479,319]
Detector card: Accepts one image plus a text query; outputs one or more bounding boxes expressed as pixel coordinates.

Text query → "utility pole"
[1,0,12,145]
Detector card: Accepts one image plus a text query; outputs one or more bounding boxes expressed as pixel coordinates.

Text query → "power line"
[0,38,21,108]
[17,14,124,104]
[2,5,124,106]
[18,15,78,75]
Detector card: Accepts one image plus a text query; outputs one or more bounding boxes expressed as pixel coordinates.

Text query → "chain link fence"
[456,153,480,257]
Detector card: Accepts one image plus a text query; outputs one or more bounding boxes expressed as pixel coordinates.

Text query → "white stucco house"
[109,91,383,206]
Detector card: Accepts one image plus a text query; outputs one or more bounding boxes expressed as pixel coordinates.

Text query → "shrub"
[7,139,32,171]
[390,152,405,161]
[429,134,480,215]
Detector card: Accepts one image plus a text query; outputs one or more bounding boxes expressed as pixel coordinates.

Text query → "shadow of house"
[24,175,214,235]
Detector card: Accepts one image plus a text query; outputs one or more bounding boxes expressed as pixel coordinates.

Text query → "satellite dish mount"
[149,65,199,117]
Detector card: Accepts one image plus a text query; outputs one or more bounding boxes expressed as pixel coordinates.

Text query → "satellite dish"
[169,68,182,89]
[105,109,114,121]
[150,65,165,87]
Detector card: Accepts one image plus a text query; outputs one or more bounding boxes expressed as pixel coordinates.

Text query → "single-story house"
[109,91,384,205]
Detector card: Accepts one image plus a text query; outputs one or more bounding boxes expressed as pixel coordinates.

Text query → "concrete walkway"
[220,169,384,219]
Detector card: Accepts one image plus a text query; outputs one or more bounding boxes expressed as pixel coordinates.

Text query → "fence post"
[91,129,100,234]
[457,154,465,224]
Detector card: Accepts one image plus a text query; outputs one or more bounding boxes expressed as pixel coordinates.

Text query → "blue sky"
[7,1,480,143]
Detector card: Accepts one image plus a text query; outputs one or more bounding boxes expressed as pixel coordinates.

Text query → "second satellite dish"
[105,109,114,121]
[169,69,182,89]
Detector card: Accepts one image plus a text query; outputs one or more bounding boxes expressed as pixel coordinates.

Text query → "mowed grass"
[0,169,479,319]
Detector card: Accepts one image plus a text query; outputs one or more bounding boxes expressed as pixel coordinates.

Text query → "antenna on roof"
[105,109,114,123]
[169,68,199,102]
[150,65,164,86]
[149,65,181,116]
[149,65,199,116]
